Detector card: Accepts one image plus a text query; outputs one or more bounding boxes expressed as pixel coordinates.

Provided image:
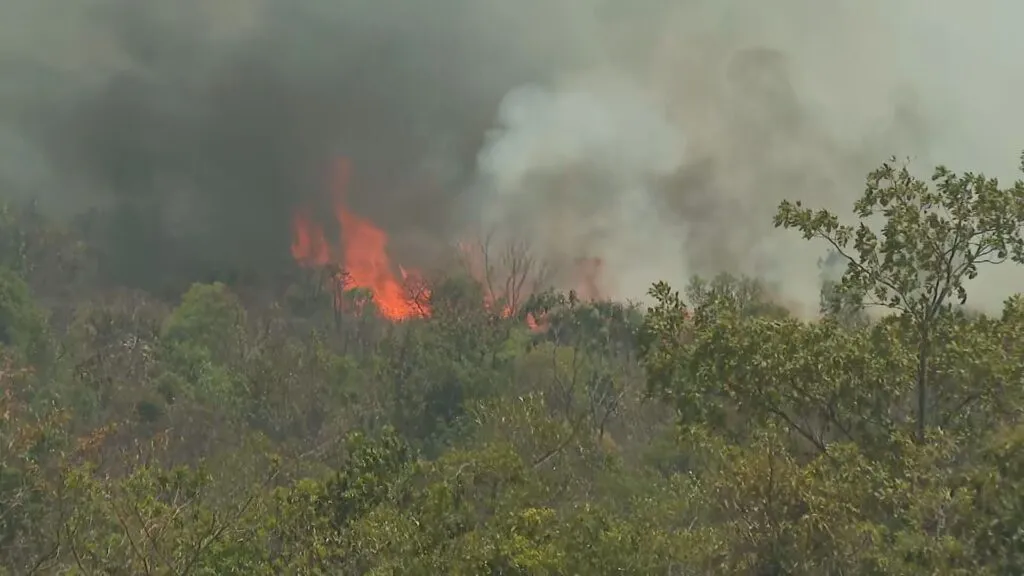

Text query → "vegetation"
[2,155,1024,574]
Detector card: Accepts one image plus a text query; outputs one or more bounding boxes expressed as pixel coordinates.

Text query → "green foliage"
[686,273,791,319]
[776,158,1024,317]
[158,282,247,407]
[0,359,71,570]
[0,268,49,365]
[320,428,417,530]
[5,154,1024,573]
[162,282,246,362]
[776,158,1024,441]
[647,291,915,451]
[638,153,1024,573]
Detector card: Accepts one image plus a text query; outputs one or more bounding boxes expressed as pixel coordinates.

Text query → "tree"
[639,155,1024,572]
[0,356,70,572]
[10,144,1024,572]
[457,230,551,317]
[775,155,1024,442]
[0,268,49,367]
[159,282,247,408]
[162,282,246,364]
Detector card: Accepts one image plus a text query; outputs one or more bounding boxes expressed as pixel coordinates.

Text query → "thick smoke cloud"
[474,75,691,301]
[1,0,1022,309]
[1,0,566,290]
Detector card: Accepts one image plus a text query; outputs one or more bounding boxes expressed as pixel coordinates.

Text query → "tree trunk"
[916,328,929,443]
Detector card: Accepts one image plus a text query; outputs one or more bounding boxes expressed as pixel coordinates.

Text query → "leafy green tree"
[686,273,791,320]
[644,284,914,454]
[0,268,49,367]
[959,422,1024,572]
[379,275,520,449]
[775,156,1024,441]
[240,326,361,443]
[159,282,247,407]
[6,147,1024,574]
[319,427,417,532]
[162,282,246,363]
[57,461,276,575]
[521,291,647,443]
[641,155,1024,573]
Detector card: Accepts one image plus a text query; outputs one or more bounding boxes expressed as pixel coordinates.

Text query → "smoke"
[473,75,691,300]
[463,0,1024,312]
[0,0,1022,308]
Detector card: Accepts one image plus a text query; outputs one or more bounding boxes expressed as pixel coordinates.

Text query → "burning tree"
[457,228,552,318]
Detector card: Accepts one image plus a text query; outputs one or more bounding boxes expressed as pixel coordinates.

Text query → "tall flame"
[290,158,428,321]
[290,158,601,330]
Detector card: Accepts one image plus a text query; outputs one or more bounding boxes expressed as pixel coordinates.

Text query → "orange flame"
[290,209,331,267]
[290,158,563,331]
[290,158,428,321]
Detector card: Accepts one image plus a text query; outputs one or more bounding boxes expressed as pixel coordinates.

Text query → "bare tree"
[458,227,552,316]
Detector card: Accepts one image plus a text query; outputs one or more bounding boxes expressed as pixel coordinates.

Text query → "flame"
[526,313,542,331]
[290,209,330,266]
[289,158,576,331]
[290,158,428,321]
[456,239,512,317]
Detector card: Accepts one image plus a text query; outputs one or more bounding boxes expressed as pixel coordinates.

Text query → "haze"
[0,0,1020,309]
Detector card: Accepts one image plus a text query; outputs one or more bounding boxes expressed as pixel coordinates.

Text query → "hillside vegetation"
[3,155,1024,574]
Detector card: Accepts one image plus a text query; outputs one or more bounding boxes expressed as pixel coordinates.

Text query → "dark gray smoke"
[1,0,563,290]
[1,0,1022,308]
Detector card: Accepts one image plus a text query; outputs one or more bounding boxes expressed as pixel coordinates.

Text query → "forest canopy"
[2,154,1024,574]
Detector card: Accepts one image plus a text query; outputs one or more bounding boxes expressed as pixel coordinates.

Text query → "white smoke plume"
[474,74,691,301]
[465,0,1024,311]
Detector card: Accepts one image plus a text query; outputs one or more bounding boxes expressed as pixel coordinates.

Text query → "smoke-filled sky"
[1,0,1022,309]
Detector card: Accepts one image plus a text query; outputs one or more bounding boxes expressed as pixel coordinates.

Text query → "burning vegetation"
[289,157,612,330]
[290,158,430,322]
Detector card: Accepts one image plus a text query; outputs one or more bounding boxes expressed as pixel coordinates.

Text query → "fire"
[290,158,428,321]
[290,209,330,267]
[456,239,548,331]
[455,241,506,313]
[290,158,596,331]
